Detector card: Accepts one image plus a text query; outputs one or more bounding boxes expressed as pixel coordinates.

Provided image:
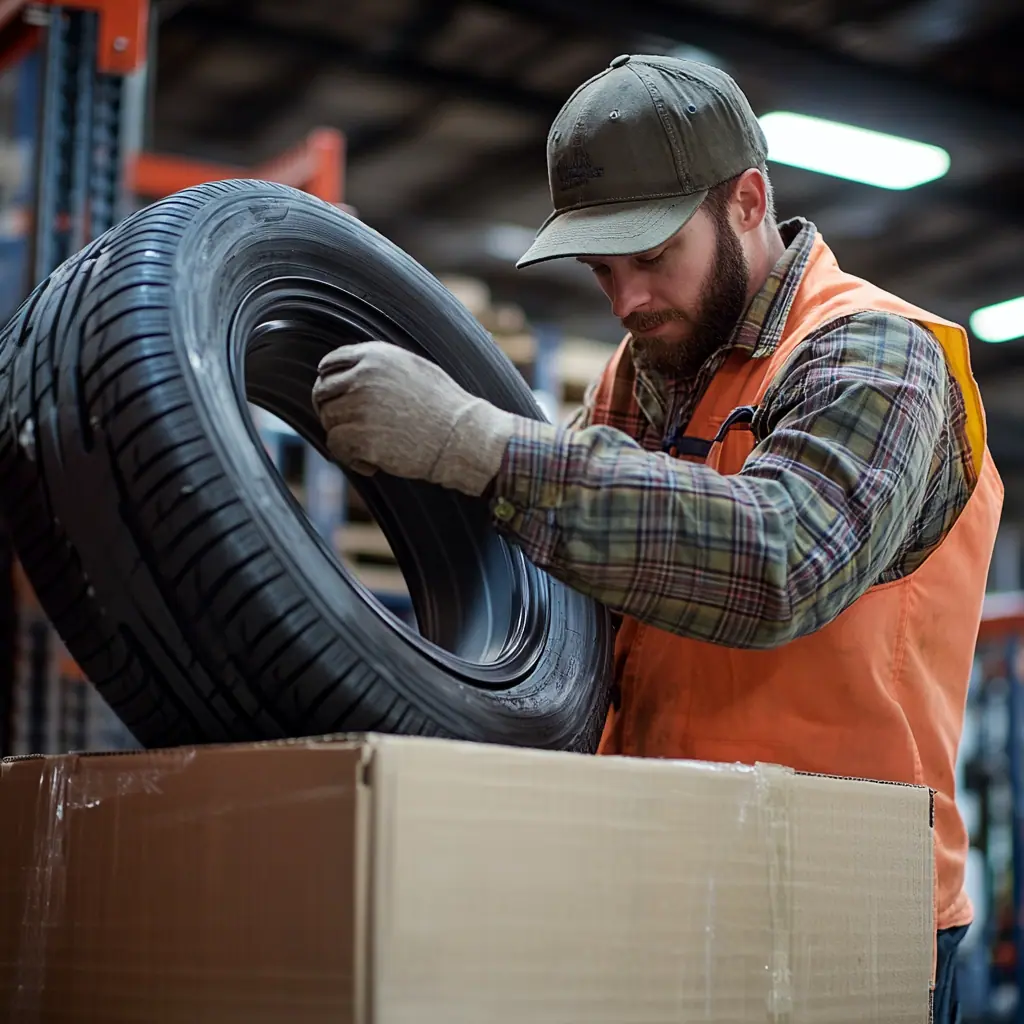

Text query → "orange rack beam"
[978,591,1024,644]
[130,127,348,206]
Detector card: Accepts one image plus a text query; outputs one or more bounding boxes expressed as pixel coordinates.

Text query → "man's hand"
[312,340,520,496]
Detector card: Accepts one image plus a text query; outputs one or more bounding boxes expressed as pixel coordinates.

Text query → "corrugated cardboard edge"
[0,730,371,765]
[793,764,938,1002]
[352,742,374,1024]
[793,766,937,828]
[1,732,379,1024]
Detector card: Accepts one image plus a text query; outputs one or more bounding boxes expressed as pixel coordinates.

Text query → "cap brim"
[515,191,707,270]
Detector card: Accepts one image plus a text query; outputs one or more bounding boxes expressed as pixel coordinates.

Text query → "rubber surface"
[0,180,613,751]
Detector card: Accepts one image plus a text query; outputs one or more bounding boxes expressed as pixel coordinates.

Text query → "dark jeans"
[933,925,968,1023]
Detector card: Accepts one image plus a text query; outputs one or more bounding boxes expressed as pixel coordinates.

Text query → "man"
[312,55,1002,1021]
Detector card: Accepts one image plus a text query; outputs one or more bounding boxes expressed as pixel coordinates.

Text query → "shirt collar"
[732,216,816,358]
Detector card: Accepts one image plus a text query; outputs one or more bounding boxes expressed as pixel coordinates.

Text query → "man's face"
[578,204,750,379]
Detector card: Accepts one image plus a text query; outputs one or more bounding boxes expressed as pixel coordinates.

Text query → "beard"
[626,217,750,380]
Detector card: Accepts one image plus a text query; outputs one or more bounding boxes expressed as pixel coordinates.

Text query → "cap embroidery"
[555,144,604,191]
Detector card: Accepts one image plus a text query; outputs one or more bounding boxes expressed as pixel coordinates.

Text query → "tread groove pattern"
[0,180,611,751]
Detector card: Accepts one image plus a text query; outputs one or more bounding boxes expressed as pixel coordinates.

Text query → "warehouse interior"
[146,0,1024,515]
[0,0,1023,1021]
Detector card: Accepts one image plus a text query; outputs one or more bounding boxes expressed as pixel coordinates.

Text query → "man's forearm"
[489,415,931,649]
[490,420,807,648]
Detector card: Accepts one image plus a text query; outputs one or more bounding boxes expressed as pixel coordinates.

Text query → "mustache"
[622,309,689,333]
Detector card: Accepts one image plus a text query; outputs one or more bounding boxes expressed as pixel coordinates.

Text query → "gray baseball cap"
[517,54,768,269]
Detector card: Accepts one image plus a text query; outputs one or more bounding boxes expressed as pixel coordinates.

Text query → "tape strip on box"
[755,762,795,1022]
[6,749,197,1022]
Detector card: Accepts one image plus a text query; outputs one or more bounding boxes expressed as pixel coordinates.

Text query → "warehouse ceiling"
[148,0,1024,511]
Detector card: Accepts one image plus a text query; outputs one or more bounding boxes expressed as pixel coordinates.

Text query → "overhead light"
[668,44,726,69]
[758,111,950,190]
[970,296,1024,344]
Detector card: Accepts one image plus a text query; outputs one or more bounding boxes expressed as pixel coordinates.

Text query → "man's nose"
[609,269,652,320]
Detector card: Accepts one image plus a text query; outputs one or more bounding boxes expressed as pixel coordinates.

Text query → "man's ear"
[731,168,768,235]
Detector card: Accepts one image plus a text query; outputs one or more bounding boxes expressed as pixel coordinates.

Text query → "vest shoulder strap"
[589,334,639,430]
[754,235,986,478]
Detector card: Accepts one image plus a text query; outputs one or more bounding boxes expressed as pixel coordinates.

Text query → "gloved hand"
[311,340,521,496]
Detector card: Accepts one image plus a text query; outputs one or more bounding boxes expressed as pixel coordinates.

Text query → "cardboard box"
[0,734,934,1022]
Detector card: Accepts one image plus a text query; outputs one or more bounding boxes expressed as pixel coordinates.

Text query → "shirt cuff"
[487,418,569,564]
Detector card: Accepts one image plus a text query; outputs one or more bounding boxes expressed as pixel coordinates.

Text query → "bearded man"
[313,55,1002,1022]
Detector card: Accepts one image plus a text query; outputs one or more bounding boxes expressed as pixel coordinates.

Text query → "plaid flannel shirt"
[490,218,976,649]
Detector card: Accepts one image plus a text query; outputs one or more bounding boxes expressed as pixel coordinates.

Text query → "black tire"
[0,180,613,751]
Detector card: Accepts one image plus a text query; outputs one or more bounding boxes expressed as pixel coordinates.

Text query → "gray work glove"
[312,340,520,497]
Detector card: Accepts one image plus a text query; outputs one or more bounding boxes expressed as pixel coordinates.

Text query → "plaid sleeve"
[490,312,952,649]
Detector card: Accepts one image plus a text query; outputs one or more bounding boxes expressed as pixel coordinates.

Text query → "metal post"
[89,70,118,234]
[29,6,115,282]
[29,5,140,285]
[67,8,94,252]
[87,29,148,240]
[114,59,146,220]
[0,45,41,319]
[1007,635,1024,1024]
[29,2,67,283]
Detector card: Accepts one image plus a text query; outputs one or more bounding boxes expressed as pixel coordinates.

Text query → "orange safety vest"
[591,233,1003,931]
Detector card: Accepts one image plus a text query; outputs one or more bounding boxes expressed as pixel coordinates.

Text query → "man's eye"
[589,264,610,275]
[637,252,664,266]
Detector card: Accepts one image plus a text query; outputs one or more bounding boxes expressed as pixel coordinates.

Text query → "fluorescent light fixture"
[970,295,1024,344]
[758,111,951,190]
[668,44,725,69]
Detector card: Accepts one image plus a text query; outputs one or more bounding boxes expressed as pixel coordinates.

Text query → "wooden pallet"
[335,519,408,599]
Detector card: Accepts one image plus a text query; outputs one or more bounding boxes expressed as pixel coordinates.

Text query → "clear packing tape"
[756,762,795,1022]
[2,749,198,1023]
[12,757,71,1023]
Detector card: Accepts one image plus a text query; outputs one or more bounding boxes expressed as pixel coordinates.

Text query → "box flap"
[0,741,371,1023]
[366,735,932,1024]
[783,771,934,1015]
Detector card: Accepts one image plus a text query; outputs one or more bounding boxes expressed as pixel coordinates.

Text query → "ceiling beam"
[342,0,465,161]
[474,0,1024,139]
[824,0,926,24]
[380,0,460,55]
[175,0,465,157]
[343,101,440,162]
[189,53,324,144]
[168,7,564,119]
[152,0,199,20]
